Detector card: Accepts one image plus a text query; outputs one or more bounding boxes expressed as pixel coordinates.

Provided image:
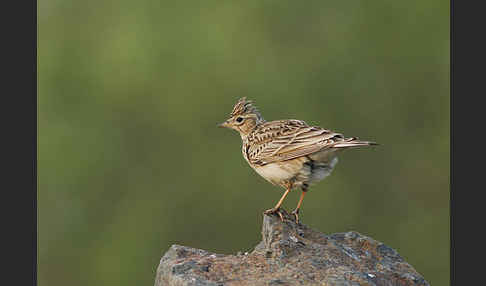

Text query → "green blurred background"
[38,1,449,285]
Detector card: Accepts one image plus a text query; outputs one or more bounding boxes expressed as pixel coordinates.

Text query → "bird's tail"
[332,137,379,148]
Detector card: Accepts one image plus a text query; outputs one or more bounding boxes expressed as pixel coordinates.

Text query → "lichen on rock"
[154,209,429,286]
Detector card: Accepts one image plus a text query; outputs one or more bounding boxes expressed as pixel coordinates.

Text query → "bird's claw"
[264,207,284,221]
[291,209,300,224]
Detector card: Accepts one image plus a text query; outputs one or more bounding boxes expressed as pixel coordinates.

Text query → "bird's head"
[218,97,266,137]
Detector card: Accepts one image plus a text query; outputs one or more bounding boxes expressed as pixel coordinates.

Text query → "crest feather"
[230,97,261,117]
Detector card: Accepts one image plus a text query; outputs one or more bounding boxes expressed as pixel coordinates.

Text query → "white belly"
[253,163,295,185]
[250,156,338,188]
[251,157,308,186]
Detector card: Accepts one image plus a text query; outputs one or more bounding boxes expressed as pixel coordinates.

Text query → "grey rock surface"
[154,209,429,286]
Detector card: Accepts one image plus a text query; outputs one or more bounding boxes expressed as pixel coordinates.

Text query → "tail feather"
[333,137,379,148]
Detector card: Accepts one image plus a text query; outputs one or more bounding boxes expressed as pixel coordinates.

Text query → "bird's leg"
[264,185,292,221]
[291,189,307,224]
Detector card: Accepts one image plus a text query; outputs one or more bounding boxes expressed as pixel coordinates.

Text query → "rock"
[154,209,429,286]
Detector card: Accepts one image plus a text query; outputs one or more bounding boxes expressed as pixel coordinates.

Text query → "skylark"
[219,97,378,223]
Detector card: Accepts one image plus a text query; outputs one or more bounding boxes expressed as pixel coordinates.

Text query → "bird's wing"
[247,120,347,166]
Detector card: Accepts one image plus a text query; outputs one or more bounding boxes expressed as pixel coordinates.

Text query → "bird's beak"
[218,121,230,128]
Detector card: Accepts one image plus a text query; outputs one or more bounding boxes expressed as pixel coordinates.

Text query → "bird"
[218,97,378,223]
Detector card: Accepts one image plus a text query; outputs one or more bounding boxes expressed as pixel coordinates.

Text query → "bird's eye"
[236,117,244,123]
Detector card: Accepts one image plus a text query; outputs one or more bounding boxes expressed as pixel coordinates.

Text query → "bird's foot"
[264,207,284,222]
[291,209,300,224]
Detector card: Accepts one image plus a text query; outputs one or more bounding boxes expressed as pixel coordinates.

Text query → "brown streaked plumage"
[219,97,378,223]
